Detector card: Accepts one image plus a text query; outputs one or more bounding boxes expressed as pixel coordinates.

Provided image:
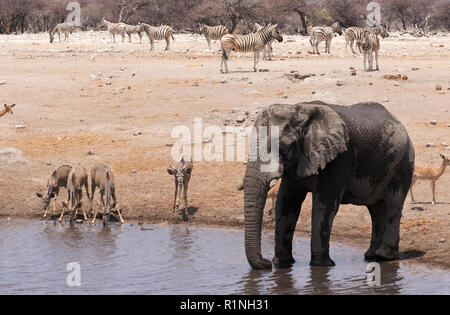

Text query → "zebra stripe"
[220,24,283,73]
[345,25,388,54]
[199,24,228,50]
[141,24,175,51]
[362,32,380,71]
[123,23,144,43]
[255,23,274,60]
[49,23,76,43]
[101,19,126,43]
[310,22,342,55]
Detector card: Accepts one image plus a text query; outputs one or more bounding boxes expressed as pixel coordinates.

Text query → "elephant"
[243,101,415,269]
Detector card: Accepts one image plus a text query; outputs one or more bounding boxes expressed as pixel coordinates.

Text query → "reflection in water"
[0,219,448,295]
[306,267,333,295]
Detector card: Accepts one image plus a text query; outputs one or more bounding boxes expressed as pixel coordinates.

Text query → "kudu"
[167,157,193,213]
[90,162,124,225]
[36,165,72,218]
[60,166,90,223]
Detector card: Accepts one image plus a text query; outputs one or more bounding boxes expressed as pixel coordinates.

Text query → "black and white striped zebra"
[309,22,342,55]
[345,25,388,54]
[141,23,175,51]
[198,24,229,50]
[254,22,274,61]
[123,23,145,44]
[361,31,380,71]
[220,24,283,73]
[49,23,76,43]
[100,19,126,43]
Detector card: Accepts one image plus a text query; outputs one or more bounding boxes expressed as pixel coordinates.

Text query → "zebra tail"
[221,46,228,60]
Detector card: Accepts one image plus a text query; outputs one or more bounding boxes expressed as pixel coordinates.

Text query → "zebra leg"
[363,53,367,71]
[268,44,273,60]
[165,37,170,51]
[350,40,357,54]
[221,48,229,73]
[112,33,116,44]
[128,33,132,43]
[207,38,211,50]
[150,39,154,51]
[253,52,260,72]
[121,32,125,43]
[375,50,379,71]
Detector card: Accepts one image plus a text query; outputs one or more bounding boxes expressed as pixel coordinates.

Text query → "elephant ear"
[296,105,349,178]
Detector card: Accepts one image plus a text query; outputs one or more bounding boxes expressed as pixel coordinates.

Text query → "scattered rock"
[192,81,199,87]
[426,143,435,147]
[383,99,390,103]
[133,131,142,136]
[89,74,97,81]
[350,69,357,76]
[393,82,400,87]
[236,116,246,124]
[0,80,6,85]
[436,85,442,91]
[131,170,137,174]
[383,74,402,80]
[411,206,424,211]
[430,120,437,125]
[336,80,345,86]
[412,67,419,71]
[284,73,315,82]
[442,142,448,147]
[15,125,26,129]
[439,239,446,244]
[87,150,94,155]
[46,161,52,166]
[402,75,408,80]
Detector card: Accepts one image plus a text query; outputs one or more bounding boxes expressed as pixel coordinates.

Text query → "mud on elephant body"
[244,101,415,269]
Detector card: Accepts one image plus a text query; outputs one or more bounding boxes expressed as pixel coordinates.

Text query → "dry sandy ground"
[0,31,449,269]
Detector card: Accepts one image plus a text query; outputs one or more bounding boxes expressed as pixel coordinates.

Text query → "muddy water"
[0,219,448,295]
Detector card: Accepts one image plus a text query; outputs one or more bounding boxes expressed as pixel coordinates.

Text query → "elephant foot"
[372,245,399,261]
[364,247,378,261]
[249,256,272,270]
[273,255,295,268]
[310,255,335,267]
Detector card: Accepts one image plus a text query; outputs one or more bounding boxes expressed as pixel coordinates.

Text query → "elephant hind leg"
[365,200,403,261]
[273,177,307,268]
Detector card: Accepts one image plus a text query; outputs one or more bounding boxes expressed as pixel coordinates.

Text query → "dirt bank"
[0,31,449,270]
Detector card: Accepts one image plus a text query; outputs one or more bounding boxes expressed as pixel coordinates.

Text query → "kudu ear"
[167,168,176,176]
[49,192,56,199]
[36,193,44,199]
[297,105,349,177]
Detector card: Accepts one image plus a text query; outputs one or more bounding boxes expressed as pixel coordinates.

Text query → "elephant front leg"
[273,178,307,268]
[310,171,346,267]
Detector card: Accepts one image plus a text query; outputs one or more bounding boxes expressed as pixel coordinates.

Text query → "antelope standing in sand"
[90,162,124,225]
[167,157,193,213]
[0,104,15,117]
[60,166,90,222]
[36,165,72,218]
[410,154,450,205]
[237,177,281,221]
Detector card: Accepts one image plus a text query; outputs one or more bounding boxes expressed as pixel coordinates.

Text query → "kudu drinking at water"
[36,165,72,219]
[90,162,125,225]
[61,166,90,223]
[167,157,193,214]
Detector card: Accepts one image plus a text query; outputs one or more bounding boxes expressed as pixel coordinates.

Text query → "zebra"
[254,22,274,61]
[123,23,145,44]
[49,23,77,43]
[309,22,342,55]
[220,24,283,73]
[345,24,388,54]
[100,19,126,43]
[198,23,229,50]
[141,23,175,51]
[361,31,380,71]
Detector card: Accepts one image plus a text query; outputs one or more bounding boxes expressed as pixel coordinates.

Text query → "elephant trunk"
[244,161,272,269]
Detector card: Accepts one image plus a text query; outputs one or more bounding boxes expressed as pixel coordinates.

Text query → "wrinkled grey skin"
[244,101,415,269]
